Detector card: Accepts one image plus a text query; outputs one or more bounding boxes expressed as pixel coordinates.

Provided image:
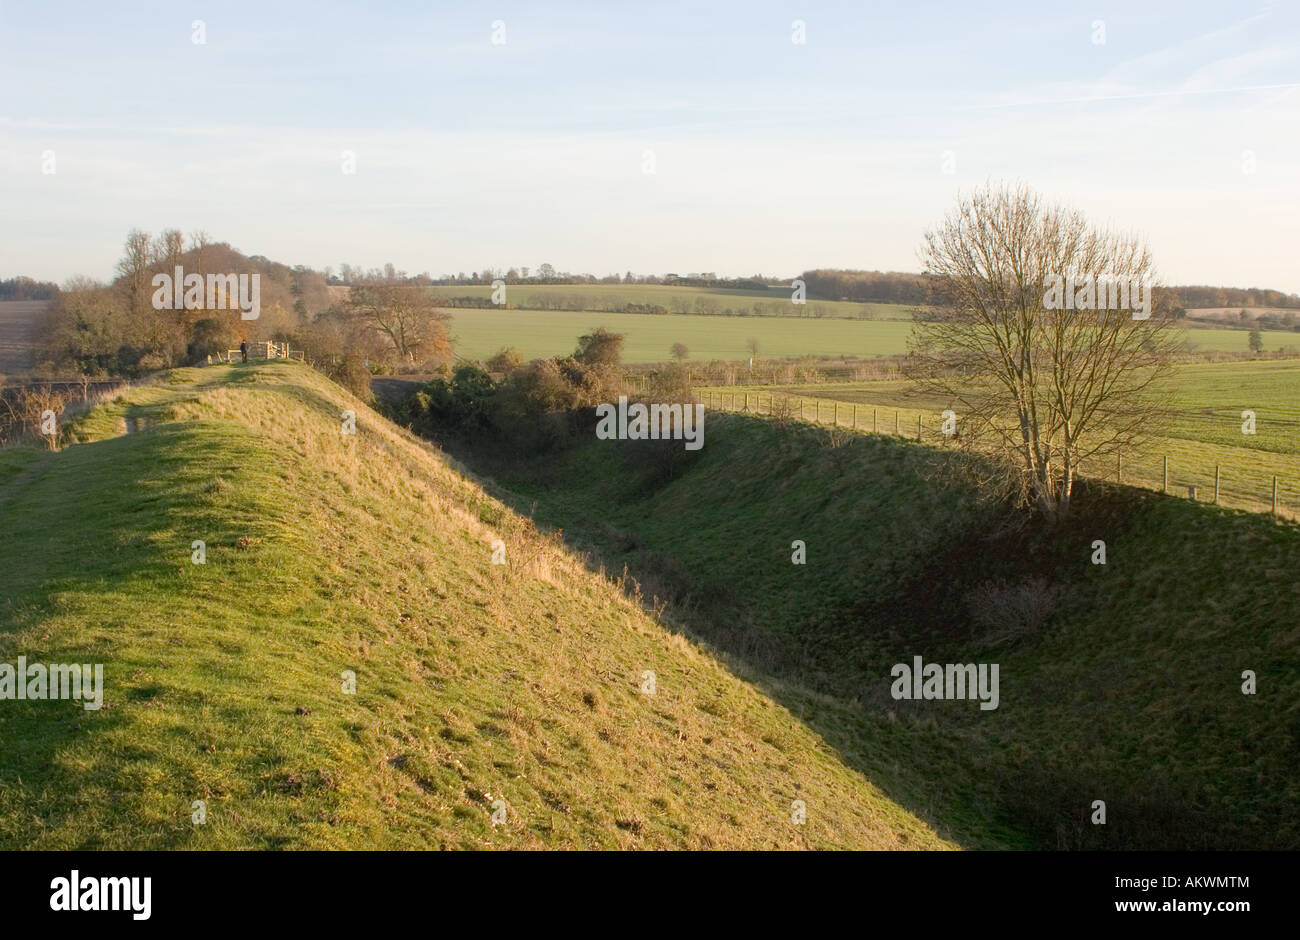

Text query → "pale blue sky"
[2,1,1298,291]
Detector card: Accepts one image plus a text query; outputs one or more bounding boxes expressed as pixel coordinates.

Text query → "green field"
[430,283,912,321]
[446,308,918,363]
[0,361,950,850]
[1182,326,1298,353]
[445,305,1300,364]
[700,359,1300,517]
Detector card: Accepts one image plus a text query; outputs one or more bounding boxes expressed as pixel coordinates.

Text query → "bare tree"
[189,229,212,275]
[670,342,689,361]
[115,229,153,315]
[344,285,451,367]
[1,385,70,450]
[156,229,185,269]
[909,183,1181,521]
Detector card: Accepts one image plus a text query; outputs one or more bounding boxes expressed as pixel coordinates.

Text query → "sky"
[2,0,1298,292]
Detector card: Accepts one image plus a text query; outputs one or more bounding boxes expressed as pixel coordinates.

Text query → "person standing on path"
[240,341,248,364]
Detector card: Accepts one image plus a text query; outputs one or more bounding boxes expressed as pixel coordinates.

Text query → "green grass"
[702,359,1300,517]
[467,413,1300,850]
[1180,327,1299,353]
[0,445,43,489]
[0,361,951,850]
[1153,360,1300,454]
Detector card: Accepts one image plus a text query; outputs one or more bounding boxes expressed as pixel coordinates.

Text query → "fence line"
[699,388,1295,521]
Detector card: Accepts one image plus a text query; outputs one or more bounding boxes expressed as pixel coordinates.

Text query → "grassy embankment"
[0,361,952,850]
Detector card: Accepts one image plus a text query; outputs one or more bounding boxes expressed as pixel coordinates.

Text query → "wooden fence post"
[1163,455,1169,493]
[1116,450,1121,484]
[917,415,922,441]
[895,411,900,435]
[873,407,878,433]
[1273,476,1279,515]
[1214,464,1220,504]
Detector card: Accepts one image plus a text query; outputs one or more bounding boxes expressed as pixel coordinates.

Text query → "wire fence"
[698,388,1298,521]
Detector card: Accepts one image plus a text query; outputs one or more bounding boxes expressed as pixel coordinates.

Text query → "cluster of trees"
[32,230,458,389]
[395,326,699,484]
[0,277,59,301]
[798,269,932,304]
[35,230,332,376]
[285,284,454,397]
[396,328,628,452]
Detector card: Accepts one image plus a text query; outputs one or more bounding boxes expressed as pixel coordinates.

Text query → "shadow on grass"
[428,412,1298,850]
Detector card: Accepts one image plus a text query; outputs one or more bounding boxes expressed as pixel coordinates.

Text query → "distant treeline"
[663,275,769,291]
[329,265,778,290]
[796,269,1300,312]
[0,276,60,300]
[1164,284,1300,310]
[156,256,1300,314]
[798,269,931,304]
[432,290,850,319]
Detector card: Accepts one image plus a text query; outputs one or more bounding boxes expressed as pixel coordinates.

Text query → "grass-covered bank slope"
[0,362,951,850]
[469,415,1300,850]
